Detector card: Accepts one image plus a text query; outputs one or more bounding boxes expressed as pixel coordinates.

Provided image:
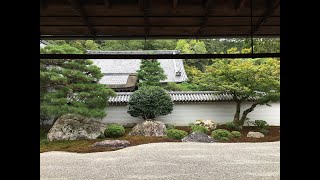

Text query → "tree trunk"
[233,101,241,125]
[239,103,259,125]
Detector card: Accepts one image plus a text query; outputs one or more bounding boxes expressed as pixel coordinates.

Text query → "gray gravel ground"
[40,141,280,180]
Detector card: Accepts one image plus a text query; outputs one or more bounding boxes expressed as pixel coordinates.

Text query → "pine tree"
[40,44,115,122]
[137,59,167,87]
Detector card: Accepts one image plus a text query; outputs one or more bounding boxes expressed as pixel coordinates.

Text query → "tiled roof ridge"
[108,91,262,103]
[114,91,222,95]
[87,50,181,54]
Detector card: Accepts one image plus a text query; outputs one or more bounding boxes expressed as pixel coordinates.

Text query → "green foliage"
[100,40,145,50]
[211,129,233,140]
[252,38,280,53]
[137,59,167,87]
[184,65,203,83]
[127,86,173,120]
[259,129,269,135]
[219,137,230,142]
[163,82,201,91]
[104,124,125,138]
[199,58,280,125]
[254,120,269,130]
[231,131,242,138]
[225,122,242,131]
[176,39,209,72]
[166,129,188,140]
[40,44,115,119]
[191,125,209,133]
[165,124,175,130]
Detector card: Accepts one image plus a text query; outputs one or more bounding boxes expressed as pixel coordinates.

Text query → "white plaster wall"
[102,102,280,126]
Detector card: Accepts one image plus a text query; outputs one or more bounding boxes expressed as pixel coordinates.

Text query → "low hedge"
[166,129,188,140]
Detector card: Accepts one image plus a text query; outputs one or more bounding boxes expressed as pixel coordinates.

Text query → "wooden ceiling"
[40,0,280,40]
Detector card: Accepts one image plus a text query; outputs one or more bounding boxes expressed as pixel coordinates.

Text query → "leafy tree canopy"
[137,59,167,87]
[40,44,115,120]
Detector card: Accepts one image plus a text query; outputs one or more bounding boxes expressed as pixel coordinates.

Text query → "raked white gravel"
[41,141,280,180]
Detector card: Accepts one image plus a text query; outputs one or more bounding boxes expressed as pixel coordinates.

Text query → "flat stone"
[181,132,215,143]
[247,131,265,138]
[91,140,130,149]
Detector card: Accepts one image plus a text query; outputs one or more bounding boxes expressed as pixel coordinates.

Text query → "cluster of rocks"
[194,120,217,131]
[46,115,266,151]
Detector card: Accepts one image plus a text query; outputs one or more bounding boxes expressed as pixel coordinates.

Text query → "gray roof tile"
[108,91,259,104]
[89,50,188,83]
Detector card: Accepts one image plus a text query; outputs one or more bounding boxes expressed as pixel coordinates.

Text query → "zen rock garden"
[44,113,275,151]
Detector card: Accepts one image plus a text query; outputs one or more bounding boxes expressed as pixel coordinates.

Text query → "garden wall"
[103,102,280,126]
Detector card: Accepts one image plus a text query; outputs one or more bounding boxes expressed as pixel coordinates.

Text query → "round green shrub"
[104,124,125,138]
[127,86,173,120]
[191,125,209,133]
[211,129,232,140]
[259,129,269,135]
[225,122,242,131]
[166,129,188,140]
[254,120,269,130]
[231,131,241,138]
[219,137,229,142]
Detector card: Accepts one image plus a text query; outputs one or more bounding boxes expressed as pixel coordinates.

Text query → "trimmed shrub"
[191,125,209,133]
[219,137,230,142]
[166,129,188,140]
[127,86,173,120]
[165,124,175,130]
[225,122,242,131]
[259,129,269,135]
[104,124,125,138]
[231,131,241,138]
[254,120,269,130]
[211,129,233,140]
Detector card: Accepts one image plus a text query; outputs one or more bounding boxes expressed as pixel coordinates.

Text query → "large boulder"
[194,119,217,131]
[129,120,166,136]
[181,132,215,143]
[247,131,265,138]
[91,140,130,149]
[47,114,107,141]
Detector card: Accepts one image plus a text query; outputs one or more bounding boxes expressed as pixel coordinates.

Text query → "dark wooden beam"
[68,0,96,39]
[40,53,280,59]
[138,0,144,10]
[197,0,214,36]
[40,0,47,11]
[252,0,280,35]
[173,0,178,9]
[104,0,111,8]
[40,34,280,40]
[41,15,280,18]
[41,25,278,28]
[140,0,150,39]
[235,0,246,11]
